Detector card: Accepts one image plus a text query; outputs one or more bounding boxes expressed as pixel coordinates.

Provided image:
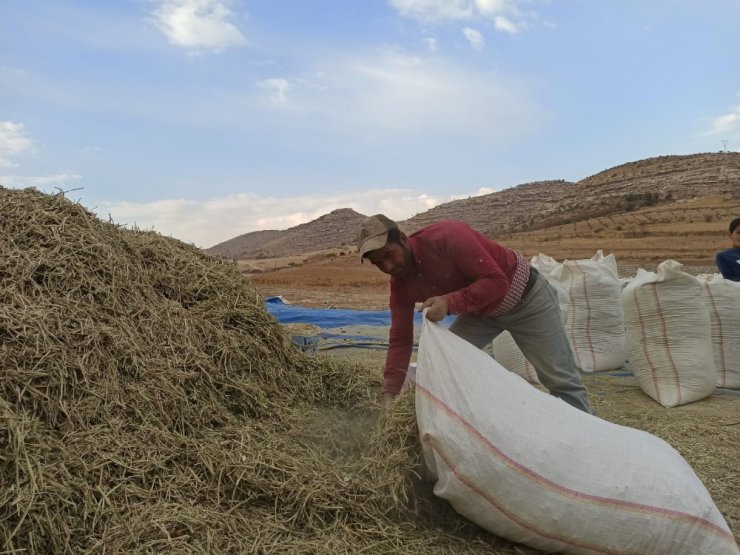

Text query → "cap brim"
[358,234,388,258]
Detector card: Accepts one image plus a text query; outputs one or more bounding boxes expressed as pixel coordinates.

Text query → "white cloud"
[268,50,541,137]
[0,121,34,168]
[494,15,521,34]
[0,174,82,187]
[463,27,486,50]
[259,78,290,103]
[388,0,529,32]
[422,37,438,53]
[152,0,246,51]
[474,0,509,16]
[388,0,475,22]
[97,186,499,249]
[702,105,740,136]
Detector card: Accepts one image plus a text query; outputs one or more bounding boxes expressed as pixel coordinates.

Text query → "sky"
[2,0,739,249]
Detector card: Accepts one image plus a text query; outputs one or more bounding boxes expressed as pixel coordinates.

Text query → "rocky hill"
[206,152,740,259]
[207,208,367,259]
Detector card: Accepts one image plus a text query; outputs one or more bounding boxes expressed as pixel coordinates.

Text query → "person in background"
[357,214,592,414]
[716,217,740,282]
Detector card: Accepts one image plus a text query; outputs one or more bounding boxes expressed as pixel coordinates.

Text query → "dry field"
[247,194,738,308]
[502,194,740,265]
[248,251,390,309]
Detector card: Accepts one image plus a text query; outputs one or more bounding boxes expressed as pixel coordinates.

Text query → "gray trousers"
[448,273,593,414]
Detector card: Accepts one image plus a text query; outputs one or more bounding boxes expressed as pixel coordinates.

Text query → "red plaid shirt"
[384,220,530,394]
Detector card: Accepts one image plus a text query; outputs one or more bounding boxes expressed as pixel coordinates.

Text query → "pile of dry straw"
[0,187,532,554]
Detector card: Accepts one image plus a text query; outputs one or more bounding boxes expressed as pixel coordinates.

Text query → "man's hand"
[421,296,448,322]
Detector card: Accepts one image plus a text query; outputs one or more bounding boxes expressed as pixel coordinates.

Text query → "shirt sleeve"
[383,283,415,395]
[442,228,510,315]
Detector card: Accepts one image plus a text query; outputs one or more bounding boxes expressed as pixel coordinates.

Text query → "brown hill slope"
[207,152,740,259]
[402,152,740,237]
[501,193,740,266]
[208,208,366,259]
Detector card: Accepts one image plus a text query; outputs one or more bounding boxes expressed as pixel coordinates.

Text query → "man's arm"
[382,290,415,397]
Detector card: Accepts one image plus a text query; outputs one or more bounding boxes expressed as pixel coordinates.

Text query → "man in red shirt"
[358,214,592,414]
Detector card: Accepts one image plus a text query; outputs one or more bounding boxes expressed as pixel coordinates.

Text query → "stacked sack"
[622,261,718,407]
[488,331,540,384]
[532,251,626,373]
[700,274,740,390]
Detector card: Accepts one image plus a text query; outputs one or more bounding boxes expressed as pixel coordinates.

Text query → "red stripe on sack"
[633,287,663,405]
[574,261,596,371]
[649,282,682,406]
[568,269,583,370]
[421,435,617,555]
[703,282,726,386]
[416,383,735,542]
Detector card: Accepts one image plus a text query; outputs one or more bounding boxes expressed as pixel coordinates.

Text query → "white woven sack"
[490,331,540,384]
[415,316,739,555]
[548,251,626,372]
[621,261,717,407]
[531,253,561,275]
[531,253,571,317]
[702,275,740,389]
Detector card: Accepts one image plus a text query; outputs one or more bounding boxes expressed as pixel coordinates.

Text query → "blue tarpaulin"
[264,296,454,328]
[265,296,394,327]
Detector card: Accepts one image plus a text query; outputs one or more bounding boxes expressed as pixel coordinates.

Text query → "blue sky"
[2,0,739,248]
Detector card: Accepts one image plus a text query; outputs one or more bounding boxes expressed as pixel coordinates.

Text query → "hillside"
[206,152,740,259]
[501,193,739,266]
[207,208,367,259]
[402,152,740,237]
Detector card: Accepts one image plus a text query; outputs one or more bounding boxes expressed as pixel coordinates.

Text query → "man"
[357,214,592,414]
[716,217,740,282]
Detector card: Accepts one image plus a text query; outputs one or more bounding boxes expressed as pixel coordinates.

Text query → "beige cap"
[357,214,398,258]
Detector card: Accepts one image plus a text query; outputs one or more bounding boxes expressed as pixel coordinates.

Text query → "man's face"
[364,241,413,277]
[731,226,740,249]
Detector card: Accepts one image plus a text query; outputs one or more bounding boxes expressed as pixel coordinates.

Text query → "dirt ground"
[248,252,389,308]
[258,284,389,309]
[249,256,716,310]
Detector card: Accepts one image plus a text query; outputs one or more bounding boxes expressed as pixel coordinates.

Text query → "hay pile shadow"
[0,187,533,554]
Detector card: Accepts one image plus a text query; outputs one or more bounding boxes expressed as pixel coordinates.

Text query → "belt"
[520,266,539,299]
